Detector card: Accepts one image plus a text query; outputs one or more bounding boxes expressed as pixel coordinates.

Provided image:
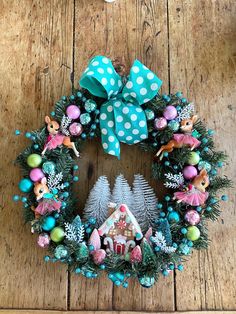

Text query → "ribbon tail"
[99,101,121,159]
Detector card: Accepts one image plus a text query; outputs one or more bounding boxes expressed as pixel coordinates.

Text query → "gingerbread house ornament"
[98,203,143,255]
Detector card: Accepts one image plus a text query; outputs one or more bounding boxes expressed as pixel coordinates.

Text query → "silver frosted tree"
[132,174,158,233]
[111,174,134,210]
[83,176,111,227]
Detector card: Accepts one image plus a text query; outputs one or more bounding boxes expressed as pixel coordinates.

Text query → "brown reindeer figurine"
[173,169,210,206]
[156,115,200,160]
[31,177,61,218]
[42,116,80,157]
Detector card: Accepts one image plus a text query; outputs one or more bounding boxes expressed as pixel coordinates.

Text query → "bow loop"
[80,56,122,99]
[79,56,162,158]
[122,60,162,105]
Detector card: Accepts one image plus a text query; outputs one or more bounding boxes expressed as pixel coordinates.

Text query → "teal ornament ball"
[168,120,180,132]
[80,113,91,125]
[85,99,97,113]
[18,178,33,193]
[188,152,200,165]
[42,216,56,231]
[50,227,65,243]
[186,226,200,241]
[138,275,155,288]
[27,153,42,168]
[168,211,180,223]
[145,108,155,120]
[54,245,69,259]
[42,161,56,174]
[198,161,211,172]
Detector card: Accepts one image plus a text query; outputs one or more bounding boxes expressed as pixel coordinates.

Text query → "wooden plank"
[0,311,236,314]
[71,0,173,311]
[168,0,236,310]
[0,0,73,309]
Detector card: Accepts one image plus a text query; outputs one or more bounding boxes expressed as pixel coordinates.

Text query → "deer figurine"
[173,169,209,206]
[156,115,201,160]
[32,177,61,218]
[42,116,80,157]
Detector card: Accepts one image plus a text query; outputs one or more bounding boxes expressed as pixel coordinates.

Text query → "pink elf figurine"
[32,177,61,218]
[42,116,80,157]
[174,169,210,206]
[156,115,201,159]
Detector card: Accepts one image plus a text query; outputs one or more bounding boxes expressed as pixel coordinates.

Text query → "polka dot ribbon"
[80,56,162,159]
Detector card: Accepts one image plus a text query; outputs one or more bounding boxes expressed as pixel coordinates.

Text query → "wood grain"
[0,0,73,309]
[168,0,236,310]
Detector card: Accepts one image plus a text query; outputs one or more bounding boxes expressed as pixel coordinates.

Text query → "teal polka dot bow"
[80,56,162,159]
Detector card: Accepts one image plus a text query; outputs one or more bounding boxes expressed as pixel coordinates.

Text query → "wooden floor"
[0,0,235,312]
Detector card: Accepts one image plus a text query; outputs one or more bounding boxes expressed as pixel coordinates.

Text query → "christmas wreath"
[14,56,231,288]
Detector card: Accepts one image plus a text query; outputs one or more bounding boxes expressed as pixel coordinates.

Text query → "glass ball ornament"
[186,226,200,241]
[84,99,97,113]
[80,113,91,125]
[42,216,56,231]
[185,210,201,226]
[69,122,83,136]
[168,211,180,223]
[37,233,50,248]
[54,245,69,259]
[50,227,65,243]
[138,275,155,288]
[29,168,45,182]
[154,117,167,130]
[42,161,56,174]
[188,152,200,165]
[18,178,33,193]
[66,105,81,119]
[168,120,180,131]
[183,165,198,180]
[27,153,42,168]
[163,105,178,120]
[198,160,211,172]
[145,108,155,120]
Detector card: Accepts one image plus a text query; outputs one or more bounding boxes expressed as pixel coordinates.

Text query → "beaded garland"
[14,56,231,288]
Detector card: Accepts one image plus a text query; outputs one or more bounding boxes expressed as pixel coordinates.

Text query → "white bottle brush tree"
[83,176,111,228]
[132,174,158,233]
[111,174,134,210]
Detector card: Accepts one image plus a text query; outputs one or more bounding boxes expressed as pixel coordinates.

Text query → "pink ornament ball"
[154,117,167,130]
[185,210,201,226]
[183,166,198,180]
[66,105,81,119]
[29,168,45,182]
[37,233,50,248]
[163,105,177,120]
[69,122,83,136]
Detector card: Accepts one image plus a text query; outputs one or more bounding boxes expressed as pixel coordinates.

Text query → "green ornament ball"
[188,152,200,165]
[54,245,69,259]
[168,120,180,132]
[50,227,65,243]
[138,275,155,288]
[84,99,97,113]
[42,161,56,174]
[198,160,211,172]
[18,178,33,193]
[186,226,200,241]
[42,216,56,231]
[27,153,42,168]
[145,108,155,120]
[80,113,91,125]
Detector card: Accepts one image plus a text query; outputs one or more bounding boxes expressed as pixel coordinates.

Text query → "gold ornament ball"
[186,226,200,241]
[50,227,65,243]
[27,153,42,168]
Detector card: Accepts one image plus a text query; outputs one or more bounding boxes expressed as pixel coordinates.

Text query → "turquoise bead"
[42,216,56,231]
[18,178,33,193]
[13,195,20,201]
[168,211,180,223]
[15,129,21,135]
